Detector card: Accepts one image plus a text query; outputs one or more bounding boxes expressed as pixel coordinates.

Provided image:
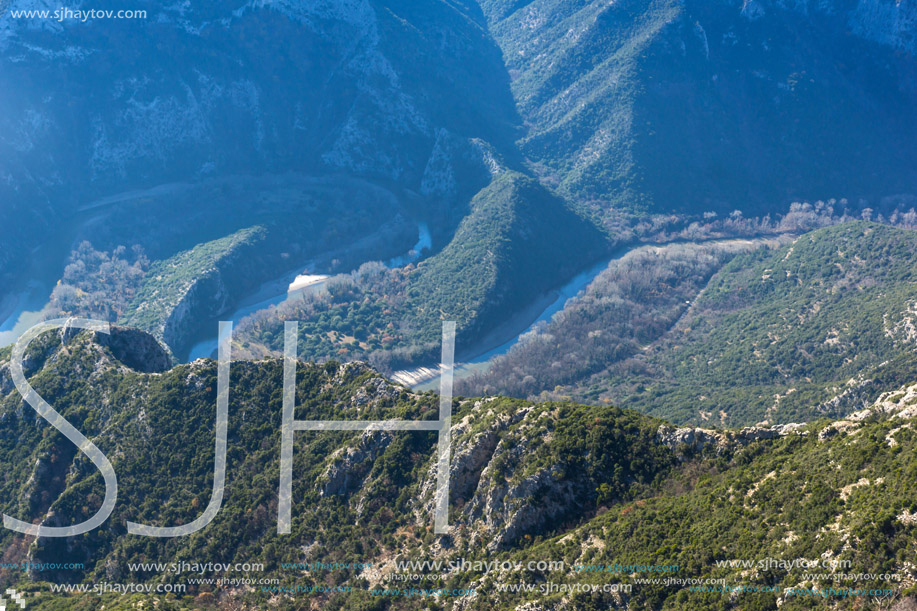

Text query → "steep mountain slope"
[0,326,676,608]
[2,328,917,609]
[5,175,419,359]
[481,387,917,611]
[567,222,917,426]
[480,0,917,218]
[5,0,917,379]
[403,171,609,347]
[457,236,791,399]
[0,0,520,282]
[234,170,609,370]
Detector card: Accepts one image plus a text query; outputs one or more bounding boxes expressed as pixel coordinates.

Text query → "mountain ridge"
[1,326,917,608]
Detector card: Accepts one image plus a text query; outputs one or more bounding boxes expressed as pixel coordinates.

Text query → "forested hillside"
[2,0,917,609]
[480,0,917,219]
[566,222,917,426]
[457,237,790,398]
[1,327,917,609]
[235,171,608,371]
[5,0,917,386]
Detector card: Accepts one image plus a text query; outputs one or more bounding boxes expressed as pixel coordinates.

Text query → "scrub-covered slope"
[575,222,917,426]
[480,0,917,217]
[0,0,520,282]
[3,328,917,609]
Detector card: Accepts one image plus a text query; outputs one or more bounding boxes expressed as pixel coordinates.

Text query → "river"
[0,279,52,349]
[0,219,433,359]
[395,236,785,391]
[184,222,432,361]
[1,215,771,390]
[0,209,105,349]
[391,253,618,391]
[0,176,433,357]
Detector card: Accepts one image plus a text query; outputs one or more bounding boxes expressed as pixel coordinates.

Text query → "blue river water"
[185,222,432,361]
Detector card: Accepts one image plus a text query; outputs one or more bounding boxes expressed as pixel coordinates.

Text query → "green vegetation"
[237,262,417,369]
[120,227,269,352]
[404,171,607,343]
[569,222,917,426]
[3,1,917,607]
[237,171,608,371]
[481,0,917,220]
[459,238,783,399]
[3,328,917,609]
[484,409,917,611]
[0,330,442,607]
[35,175,416,360]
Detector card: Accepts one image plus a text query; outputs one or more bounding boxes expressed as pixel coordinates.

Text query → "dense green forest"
[235,262,416,368]
[119,226,271,354]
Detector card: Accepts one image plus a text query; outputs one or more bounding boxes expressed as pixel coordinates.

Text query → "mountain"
[598,221,917,426]
[3,328,917,609]
[480,0,917,218]
[230,170,608,370]
[0,0,521,283]
[4,0,917,376]
[4,1,917,609]
[403,171,608,345]
[464,221,917,427]
[457,236,790,400]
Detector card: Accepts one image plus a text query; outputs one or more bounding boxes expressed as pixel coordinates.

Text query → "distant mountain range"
[483,0,917,216]
[2,0,916,279]
[0,0,518,281]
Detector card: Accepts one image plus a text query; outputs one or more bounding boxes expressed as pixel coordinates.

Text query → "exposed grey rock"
[770,422,808,435]
[450,431,500,503]
[330,361,373,387]
[422,404,603,551]
[0,362,12,396]
[816,377,877,417]
[656,426,727,453]
[474,463,582,552]
[319,428,394,497]
[656,422,807,456]
[60,319,84,343]
[416,404,530,516]
[735,426,780,443]
[104,555,123,581]
[95,326,172,373]
[159,265,233,356]
[349,375,402,410]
